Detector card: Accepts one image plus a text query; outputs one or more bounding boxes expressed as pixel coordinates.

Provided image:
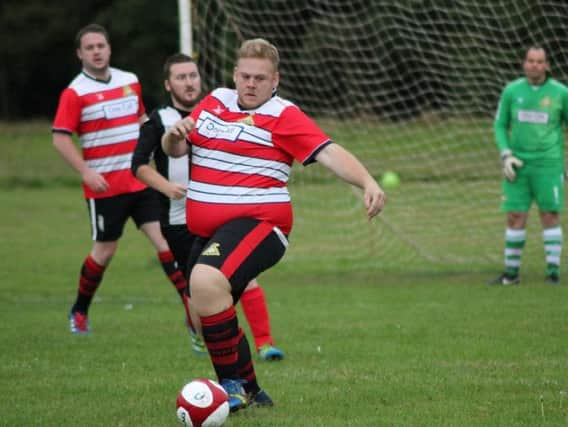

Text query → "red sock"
[240,286,273,350]
[157,250,186,298]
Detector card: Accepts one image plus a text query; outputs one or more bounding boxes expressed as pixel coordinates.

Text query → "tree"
[0,0,178,119]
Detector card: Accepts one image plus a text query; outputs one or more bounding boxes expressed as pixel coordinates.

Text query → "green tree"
[0,0,178,119]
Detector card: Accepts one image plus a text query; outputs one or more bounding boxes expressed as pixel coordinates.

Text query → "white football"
[176,379,230,427]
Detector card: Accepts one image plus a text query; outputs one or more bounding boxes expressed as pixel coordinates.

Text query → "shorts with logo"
[86,188,161,241]
[161,224,196,277]
[501,162,564,212]
[186,217,288,303]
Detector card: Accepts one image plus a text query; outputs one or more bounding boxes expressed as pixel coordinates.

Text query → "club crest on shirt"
[123,85,134,97]
[202,242,221,256]
[237,114,255,126]
[540,96,552,108]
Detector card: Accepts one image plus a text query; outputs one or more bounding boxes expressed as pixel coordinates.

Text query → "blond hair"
[237,38,280,71]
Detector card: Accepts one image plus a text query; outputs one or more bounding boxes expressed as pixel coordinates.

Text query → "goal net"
[189,0,568,272]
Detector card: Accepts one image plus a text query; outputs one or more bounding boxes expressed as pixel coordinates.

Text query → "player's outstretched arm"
[161,117,194,158]
[315,143,385,219]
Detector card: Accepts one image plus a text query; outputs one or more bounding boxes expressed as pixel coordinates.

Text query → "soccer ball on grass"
[176,379,229,427]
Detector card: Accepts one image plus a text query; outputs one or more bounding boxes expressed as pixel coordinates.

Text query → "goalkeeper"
[491,45,568,285]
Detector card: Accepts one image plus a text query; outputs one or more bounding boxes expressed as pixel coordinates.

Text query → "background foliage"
[0,0,178,119]
[4,1,568,120]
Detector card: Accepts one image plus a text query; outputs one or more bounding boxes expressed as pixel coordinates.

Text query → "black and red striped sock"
[236,333,260,395]
[201,306,241,381]
[158,250,186,299]
[72,255,106,314]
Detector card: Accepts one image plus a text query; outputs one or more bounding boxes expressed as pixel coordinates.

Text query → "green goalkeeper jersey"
[494,77,568,166]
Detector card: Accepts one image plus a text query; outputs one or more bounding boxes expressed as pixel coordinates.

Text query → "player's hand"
[166,182,187,200]
[501,150,523,181]
[364,180,386,219]
[167,116,195,142]
[82,168,109,193]
[162,117,194,157]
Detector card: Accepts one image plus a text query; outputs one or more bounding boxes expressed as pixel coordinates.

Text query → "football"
[380,170,400,189]
[176,379,230,427]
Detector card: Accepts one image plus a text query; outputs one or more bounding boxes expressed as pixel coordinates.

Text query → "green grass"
[2,121,568,426]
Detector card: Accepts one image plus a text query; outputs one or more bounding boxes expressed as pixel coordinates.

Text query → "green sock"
[543,226,562,276]
[504,228,526,277]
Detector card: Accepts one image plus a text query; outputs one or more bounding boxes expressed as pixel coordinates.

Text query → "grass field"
[2,121,568,426]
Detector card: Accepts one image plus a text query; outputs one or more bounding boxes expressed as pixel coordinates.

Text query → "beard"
[172,90,200,111]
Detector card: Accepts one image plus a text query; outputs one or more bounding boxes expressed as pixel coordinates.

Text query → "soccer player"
[162,38,385,411]
[491,45,568,285]
[131,53,285,360]
[52,24,190,334]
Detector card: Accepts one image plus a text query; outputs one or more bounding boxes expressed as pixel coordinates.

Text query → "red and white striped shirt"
[52,67,146,199]
[187,88,330,237]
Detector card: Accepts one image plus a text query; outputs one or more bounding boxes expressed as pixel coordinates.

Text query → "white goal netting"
[189,1,568,272]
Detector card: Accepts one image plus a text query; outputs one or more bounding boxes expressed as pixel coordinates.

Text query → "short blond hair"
[237,38,280,72]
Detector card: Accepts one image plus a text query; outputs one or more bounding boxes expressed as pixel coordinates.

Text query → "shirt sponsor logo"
[198,117,243,142]
[517,110,549,124]
[103,97,138,119]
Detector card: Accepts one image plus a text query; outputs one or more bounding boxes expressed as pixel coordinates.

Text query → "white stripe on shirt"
[189,180,290,204]
[86,153,133,173]
[80,123,140,148]
[192,146,290,182]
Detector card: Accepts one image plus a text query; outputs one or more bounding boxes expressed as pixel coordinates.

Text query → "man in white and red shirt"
[52,24,189,336]
[162,38,386,412]
[132,53,286,362]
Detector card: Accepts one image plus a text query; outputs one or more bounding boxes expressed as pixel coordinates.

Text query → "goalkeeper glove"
[501,149,523,181]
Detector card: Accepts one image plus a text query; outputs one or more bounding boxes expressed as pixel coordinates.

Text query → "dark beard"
[172,91,199,110]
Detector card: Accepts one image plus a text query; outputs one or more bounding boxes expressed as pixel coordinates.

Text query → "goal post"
[185,1,568,272]
[177,0,192,56]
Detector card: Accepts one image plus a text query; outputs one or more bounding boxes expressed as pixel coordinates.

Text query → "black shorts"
[86,188,161,241]
[187,217,288,303]
[161,224,196,277]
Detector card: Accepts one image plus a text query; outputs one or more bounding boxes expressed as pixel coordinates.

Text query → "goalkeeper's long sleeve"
[494,90,511,153]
